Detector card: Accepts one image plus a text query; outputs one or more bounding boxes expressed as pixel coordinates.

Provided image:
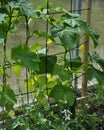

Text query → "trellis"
[0,0,92,126]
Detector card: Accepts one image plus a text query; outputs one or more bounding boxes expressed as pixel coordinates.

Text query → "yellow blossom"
[79,44,85,51]
[8,110,15,118]
[47,39,53,45]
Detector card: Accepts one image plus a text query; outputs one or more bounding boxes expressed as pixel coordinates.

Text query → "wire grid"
[0,0,92,109]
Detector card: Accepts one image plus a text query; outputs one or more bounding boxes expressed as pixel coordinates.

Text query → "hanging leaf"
[60,28,79,51]
[52,64,71,81]
[89,33,99,48]
[79,20,99,47]
[67,56,83,70]
[0,84,17,111]
[50,85,65,101]
[38,55,57,74]
[64,88,76,106]
[86,65,104,85]
[90,28,100,40]
[51,27,63,38]
[11,44,40,71]
[34,30,52,39]
[51,16,80,51]
[90,53,104,70]
[50,85,76,106]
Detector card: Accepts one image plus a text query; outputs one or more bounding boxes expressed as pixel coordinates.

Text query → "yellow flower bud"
[79,44,85,51]
[47,39,53,45]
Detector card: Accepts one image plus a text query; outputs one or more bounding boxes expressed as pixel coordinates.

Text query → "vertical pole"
[81,0,92,96]
[25,16,30,103]
[72,0,82,14]
[46,0,50,103]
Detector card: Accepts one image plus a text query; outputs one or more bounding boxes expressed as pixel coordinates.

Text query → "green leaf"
[34,30,52,39]
[11,44,39,71]
[89,33,99,48]
[19,0,35,17]
[50,85,65,101]
[90,53,104,70]
[8,0,35,17]
[80,21,99,47]
[90,28,100,40]
[86,65,104,85]
[38,55,57,74]
[0,8,8,23]
[61,13,81,27]
[79,20,90,34]
[13,64,22,78]
[64,88,76,106]
[30,43,41,52]
[7,0,20,9]
[50,85,76,106]
[0,84,17,111]
[51,27,63,38]
[67,56,83,70]
[52,64,71,81]
[60,28,79,51]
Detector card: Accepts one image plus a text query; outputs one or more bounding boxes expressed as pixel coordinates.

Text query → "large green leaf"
[67,56,83,70]
[79,20,99,47]
[50,85,65,101]
[51,27,63,38]
[38,55,57,74]
[11,44,39,71]
[86,65,104,85]
[52,64,71,81]
[90,53,104,70]
[0,84,17,111]
[7,0,35,17]
[61,13,81,27]
[19,0,35,17]
[51,26,80,51]
[64,88,76,106]
[60,28,79,51]
[50,85,76,106]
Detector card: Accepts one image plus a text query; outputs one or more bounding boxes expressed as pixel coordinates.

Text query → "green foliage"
[0,0,104,129]
[67,56,83,70]
[52,64,71,81]
[90,53,104,70]
[38,55,57,74]
[89,84,104,106]
[0,84,17,111]
[50,84,76,106]
[0,8,8,23]
[11,44,40,71]
[86,65,104,85]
